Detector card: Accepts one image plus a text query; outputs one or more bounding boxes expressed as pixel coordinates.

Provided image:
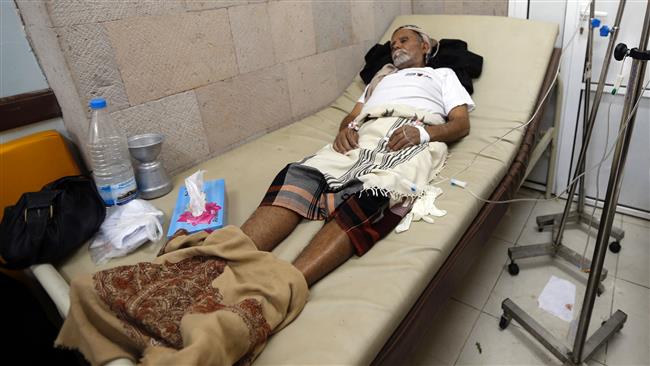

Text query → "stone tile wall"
[413,0,508,16]
[18,0,507,175]
[20,0,410,175]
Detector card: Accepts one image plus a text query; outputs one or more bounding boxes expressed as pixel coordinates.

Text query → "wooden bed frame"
[373,48,562,365]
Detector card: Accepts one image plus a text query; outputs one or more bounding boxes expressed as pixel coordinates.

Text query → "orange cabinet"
[0,130,80,220]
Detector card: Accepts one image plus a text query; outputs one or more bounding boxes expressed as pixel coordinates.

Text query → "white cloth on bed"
[358,67,475,115]
[300,105,448,200]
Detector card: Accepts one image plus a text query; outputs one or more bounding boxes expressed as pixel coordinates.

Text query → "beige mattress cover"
[58,15,557,365]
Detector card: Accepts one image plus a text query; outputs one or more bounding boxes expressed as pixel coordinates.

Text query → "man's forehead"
[391,28,419,41]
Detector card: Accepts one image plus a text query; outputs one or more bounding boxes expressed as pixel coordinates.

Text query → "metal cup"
[128,133,173,199]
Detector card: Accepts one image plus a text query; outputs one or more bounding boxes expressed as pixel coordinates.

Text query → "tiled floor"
[406,188,650,366]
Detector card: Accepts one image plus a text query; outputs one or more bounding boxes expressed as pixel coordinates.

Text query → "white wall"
[1,0,48,97]
[1,1,67,143]
[513,1,568,187]
[557,0,649,218]
[516,0,650,218]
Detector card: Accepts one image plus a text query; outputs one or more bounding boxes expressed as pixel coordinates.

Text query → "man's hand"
[333,128,359,153]
[334,102,363,154]
[387,125,420,151]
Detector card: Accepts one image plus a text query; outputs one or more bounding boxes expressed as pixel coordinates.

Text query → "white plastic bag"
[89,199,164,264]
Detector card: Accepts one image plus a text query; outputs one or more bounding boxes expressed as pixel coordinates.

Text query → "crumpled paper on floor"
[538,275,576,322]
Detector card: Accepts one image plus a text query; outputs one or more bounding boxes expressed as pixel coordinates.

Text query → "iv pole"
[536,0,626,252]
[580,0,596,218]
[505,0,627,294]
[543,0,625,247]
[500,1,649,363]
[572,4,649,362]
[536,1,625,253]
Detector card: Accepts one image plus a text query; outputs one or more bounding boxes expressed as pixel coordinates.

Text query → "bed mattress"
[56,15,558,365]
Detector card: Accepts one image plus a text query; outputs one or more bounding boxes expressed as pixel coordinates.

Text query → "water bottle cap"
[89,98,107,109]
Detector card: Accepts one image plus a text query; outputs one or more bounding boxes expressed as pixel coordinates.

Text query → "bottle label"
[98,176,138,206]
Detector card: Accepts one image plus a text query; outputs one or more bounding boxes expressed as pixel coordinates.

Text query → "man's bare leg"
[242,206,355,286]
[292,220,355,286]
[241,206,302,252]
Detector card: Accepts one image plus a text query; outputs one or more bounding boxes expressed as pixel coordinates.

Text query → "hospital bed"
[32,15,559,365]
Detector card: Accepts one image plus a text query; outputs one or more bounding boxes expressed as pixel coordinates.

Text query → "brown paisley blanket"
[56,226,309,365]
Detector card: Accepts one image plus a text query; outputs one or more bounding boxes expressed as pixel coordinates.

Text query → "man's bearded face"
[390,29,428,69]
[392,49,412,67]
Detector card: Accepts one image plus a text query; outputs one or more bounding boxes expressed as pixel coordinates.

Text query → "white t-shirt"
[357,67,475,116]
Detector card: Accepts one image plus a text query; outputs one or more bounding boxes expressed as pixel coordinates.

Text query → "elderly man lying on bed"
[242,25,475,286]
[55,25,476,366]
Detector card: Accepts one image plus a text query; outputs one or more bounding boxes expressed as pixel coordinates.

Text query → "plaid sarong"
[261,163,406,256]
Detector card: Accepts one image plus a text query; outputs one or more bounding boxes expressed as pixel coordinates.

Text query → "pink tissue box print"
[166,179,226,238]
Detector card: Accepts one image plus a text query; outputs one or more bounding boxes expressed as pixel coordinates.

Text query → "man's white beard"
[392,50,412,67]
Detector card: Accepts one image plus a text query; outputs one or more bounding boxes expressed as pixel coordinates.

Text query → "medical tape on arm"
[414,125,430,144]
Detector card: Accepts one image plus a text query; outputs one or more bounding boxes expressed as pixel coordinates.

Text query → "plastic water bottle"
[87,98,137,206]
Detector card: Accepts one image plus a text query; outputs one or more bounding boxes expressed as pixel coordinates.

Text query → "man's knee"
[320,218,352,244]
[244,205,301,226]
[241,205,301,251]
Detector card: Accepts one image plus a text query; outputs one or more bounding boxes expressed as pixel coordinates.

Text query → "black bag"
[0,175,106,269]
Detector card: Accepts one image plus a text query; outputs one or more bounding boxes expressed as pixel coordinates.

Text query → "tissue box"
[167,179,226,238]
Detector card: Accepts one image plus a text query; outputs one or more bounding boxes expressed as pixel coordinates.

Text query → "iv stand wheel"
[499,315,511,330]
[508,262,520,276]
[609,241,622,253]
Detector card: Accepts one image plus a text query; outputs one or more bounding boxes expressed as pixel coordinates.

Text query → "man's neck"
[396,61,426,70]
[396,65,426,70]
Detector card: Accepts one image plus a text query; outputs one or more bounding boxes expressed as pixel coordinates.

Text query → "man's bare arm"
[387,104,470,151]
[424,104,470,143]
[338,102,364,131]
[333,102,364,153]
